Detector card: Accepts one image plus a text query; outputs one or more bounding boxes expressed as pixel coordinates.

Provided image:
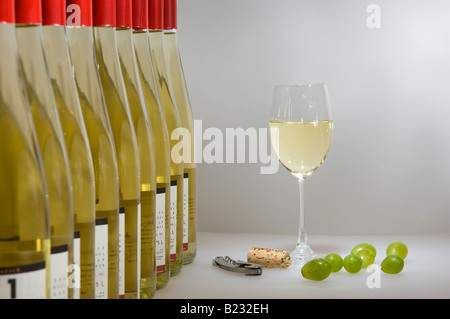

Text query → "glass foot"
[290,244,320,266]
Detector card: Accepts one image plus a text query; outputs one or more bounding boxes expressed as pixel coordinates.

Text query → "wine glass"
[269,83,333,266]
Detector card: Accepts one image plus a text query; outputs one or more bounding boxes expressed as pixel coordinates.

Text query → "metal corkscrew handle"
[212,256,263,275]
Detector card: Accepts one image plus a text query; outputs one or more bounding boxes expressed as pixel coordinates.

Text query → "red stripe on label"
[156,265,165,274]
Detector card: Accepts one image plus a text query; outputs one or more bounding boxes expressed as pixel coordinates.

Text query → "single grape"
[301,258,332,281]
[354,248,375,268]
[351,243,376,258]
[343,254,363,273]
[381,255,404,274]
[325,253,343,272]
[386,241,408,260]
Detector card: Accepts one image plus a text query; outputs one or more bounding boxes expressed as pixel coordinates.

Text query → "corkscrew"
[212,256,262,275]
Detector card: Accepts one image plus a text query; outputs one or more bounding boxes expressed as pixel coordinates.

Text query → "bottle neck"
[15,24,59,125]
[93,25,135,142]
[65,26,110,128]
[42,25,86,130]
[116,27,139,81]
[93,26,123,93]
[163,29,179,45]
[66,26,97,68]
[0,24,20,97]
[41,25,69,72]
[93,25,119,51]
[132,28,171,181]
[164,28,177,35]
[147,28,164,49]
[0,24,36,145]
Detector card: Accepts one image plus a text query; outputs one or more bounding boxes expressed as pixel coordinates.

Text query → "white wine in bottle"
[92,0,141,299]
[65,0,120,299]
[15,0,74,300]
[41,0,96,300]
[116,0,157,299]
[0,0,50,299]
[148,0,184,277]
[163,0,197,265]
[132,0,171,290]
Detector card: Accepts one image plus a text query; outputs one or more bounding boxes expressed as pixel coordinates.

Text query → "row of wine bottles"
[0,0,196,299]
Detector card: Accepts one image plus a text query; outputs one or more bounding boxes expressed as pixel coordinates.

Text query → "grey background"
[176,0,450,236]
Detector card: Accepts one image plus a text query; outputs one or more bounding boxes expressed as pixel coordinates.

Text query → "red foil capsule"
[163,0,177,30]
[66,0,93,27]
[92,0,116,27]
[15,0,42,25]
[42,0,66,26]
[132,0,148,30]
[148,0,162,30]
[0,0,15,23]
[116,0,132,28]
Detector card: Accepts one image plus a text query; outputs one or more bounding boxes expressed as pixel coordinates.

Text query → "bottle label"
[170,180,177,262]
[118,207,125,299]
[0,261,46,299]
[183,173,189,251]
[95,218,108,299]
[50,244,69,299]
[72,231,81,299]
[156,187,166,274]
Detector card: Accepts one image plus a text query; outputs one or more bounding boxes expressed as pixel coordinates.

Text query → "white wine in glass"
[269,83,333,265]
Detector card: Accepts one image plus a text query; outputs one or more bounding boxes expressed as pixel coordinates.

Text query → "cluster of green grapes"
[301,241,408,281]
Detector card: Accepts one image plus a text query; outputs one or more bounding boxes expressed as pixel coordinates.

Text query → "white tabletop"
[154,231,450,299]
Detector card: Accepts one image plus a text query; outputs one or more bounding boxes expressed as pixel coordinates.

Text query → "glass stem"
[297,176,308,248]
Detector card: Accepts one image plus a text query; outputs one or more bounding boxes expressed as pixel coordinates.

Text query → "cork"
[247,247,292,269]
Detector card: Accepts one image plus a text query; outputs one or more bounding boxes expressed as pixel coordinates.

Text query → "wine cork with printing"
[247,247,292,268]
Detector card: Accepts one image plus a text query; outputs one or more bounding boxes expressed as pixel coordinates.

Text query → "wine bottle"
[163,0,197,265]
[92,0,141,299]
[41,0,96,299]
[116,0,157,299]
[132,0,171,290]
[0,0,50,299]
[148,0,184,277]
[65,0,120,299]
[15,0,74,299]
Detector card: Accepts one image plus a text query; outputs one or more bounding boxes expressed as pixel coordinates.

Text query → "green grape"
[324,253,343,272]
[301,258,332,281]
[343,254,363,273]
[354,248,375,268]
[381,255,404,274]
[386,241,408,260]
[351,243,376,258]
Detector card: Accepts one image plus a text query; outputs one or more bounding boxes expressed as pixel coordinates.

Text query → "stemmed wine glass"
[269,83,333,266]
